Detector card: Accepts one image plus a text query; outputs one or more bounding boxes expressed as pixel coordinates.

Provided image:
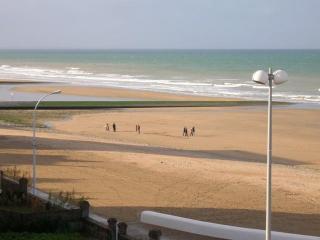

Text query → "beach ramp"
[140,211,320,240]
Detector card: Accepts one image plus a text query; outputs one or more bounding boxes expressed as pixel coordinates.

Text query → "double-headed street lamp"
[32,90,61,194]
[252,68,288,240]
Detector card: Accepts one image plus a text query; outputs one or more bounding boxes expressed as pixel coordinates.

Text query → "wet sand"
[13,85,239,101]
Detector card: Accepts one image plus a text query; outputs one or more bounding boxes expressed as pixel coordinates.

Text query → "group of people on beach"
[105,123,141,134]
[105,122,196,137]
[183,126,195,137]
[105,123,117,132]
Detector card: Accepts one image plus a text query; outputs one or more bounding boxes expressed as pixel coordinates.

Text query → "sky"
[0,0,319,49]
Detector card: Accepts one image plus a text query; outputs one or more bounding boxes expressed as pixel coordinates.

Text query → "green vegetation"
[0,110,33,126]
[0,110,71,128]
[2,166,30,181]
[0,206,35,214]
[48,190,88,208]
[0,232,86,240]
[34,100,272,108]
[0,100,289,110]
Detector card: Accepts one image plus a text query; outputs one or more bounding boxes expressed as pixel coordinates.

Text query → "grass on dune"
[0,100,286,109]
[0,110,72,128]
[38,100,269,108]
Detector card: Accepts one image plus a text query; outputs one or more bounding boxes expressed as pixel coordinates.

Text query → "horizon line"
[0,48,320,51]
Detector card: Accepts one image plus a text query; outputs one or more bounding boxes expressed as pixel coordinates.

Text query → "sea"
[0,50,319,104]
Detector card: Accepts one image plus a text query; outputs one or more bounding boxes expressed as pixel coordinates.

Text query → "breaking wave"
[0,64,319,104]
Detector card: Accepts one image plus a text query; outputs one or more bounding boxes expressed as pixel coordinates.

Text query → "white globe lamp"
[252,70,268,85]
[273,69,288,85]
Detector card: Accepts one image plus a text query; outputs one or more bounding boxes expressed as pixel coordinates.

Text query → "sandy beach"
[0,87,319,237]
[2,2,320,239]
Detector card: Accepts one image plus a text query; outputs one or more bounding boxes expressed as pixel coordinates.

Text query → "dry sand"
[0,105,319,236]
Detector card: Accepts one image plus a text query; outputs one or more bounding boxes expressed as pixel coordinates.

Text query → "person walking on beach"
[112,123,116,132]
[183,127,188,137]
[137,124,141,134]
[190,126,195,136]
[105,123,109,131]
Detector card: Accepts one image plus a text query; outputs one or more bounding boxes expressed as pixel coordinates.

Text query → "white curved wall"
[140,211,320,240]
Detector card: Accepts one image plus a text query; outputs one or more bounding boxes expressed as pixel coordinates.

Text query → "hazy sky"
[0,0,319,49]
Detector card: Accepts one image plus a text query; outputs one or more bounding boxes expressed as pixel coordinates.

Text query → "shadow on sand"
[0,135,304,165]
[0,135,318,238]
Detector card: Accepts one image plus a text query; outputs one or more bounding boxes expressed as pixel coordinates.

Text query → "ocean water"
[0,50,319,104]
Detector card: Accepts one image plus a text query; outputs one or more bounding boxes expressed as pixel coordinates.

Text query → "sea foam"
[0,64,319,104]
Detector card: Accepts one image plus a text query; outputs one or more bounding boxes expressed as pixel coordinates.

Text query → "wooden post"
[19,177,28,195]
[149,229,162,240]
[0,171,3,194]
[79,200,90,218]
[118,222,128,235]
[107,218,117,240]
